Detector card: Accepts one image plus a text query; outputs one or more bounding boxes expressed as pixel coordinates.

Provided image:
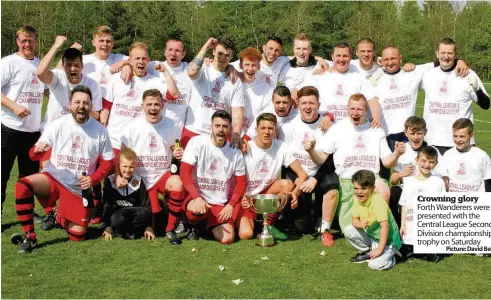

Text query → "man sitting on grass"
[344,170,401,270]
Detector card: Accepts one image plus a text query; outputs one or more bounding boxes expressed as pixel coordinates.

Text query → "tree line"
[2,1,491,80]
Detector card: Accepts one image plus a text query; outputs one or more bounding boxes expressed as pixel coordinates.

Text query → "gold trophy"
[249,194,288,247]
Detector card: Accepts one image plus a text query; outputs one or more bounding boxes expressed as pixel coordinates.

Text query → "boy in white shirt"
[390,116,444,226]
[399,146,446,262]
[442,118,491,192]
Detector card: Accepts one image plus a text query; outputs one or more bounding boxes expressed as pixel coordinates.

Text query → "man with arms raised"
[184,37,244,149]
[180,110,247,244]
[120,89,187,245]
[14,85,114,253]
[36,36,104,227]
[147,38,192,138]
[38,36,102,129]
[301,43,381,126]
[305,94,405,233]
[238,113,307,240]
[1,26,46,212]
[422,38,490,155]
[280,86,340,246]
[101,42,179,155]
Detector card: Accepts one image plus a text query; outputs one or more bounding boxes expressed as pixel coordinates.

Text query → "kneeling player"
[14,85,114,253]
[120,89,187,245]
[180,110,247,244]
[238,113,307,240]
[102,148,155,241]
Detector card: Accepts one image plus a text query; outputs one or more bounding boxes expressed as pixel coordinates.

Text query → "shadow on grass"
[37,237,70,249]
[1,221,20,233]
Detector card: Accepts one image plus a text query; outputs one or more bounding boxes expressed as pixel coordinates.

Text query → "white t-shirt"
[318,118,391,179]
[442,147,491,192]
[244,139,296,195]
[350,59,380,79]
[279,115,326,176]
[1,53,45,132]
[278,63,317,91]
[373,64,433,135]
[121,116,176,189]
[185,64,244,135]
[241,77,273,136]
[42,69,102,130]
[303,70,376,119]
[231,56,289,88]
[148,61,192,138]
[422,68,488,147]
[82,53,128,96]
[393,143,444,188]
[245,104,299,139]
[37,115,114,194]
[105,72,168,149]
[181,135,246,205]
[398,175,446,245]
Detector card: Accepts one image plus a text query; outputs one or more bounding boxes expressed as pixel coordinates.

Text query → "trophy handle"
[276,194,288,213]
[247,195,259,213]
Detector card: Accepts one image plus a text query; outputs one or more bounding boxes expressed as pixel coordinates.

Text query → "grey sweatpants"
[344,225,397,270]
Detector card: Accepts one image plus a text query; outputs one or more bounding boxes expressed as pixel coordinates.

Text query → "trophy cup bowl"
[250,194,288,247]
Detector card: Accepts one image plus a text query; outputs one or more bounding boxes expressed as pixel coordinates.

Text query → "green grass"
[2,84,491,299]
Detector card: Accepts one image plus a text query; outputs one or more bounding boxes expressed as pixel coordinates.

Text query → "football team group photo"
[1,1,490,298]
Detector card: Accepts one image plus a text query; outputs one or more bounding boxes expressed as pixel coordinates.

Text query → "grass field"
[1,84,491,299]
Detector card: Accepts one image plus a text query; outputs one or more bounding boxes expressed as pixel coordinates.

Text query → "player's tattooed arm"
[188,37,218,80]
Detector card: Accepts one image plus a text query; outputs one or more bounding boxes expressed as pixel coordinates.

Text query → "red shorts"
[184,196,237,229]
[38,172,90,229]
[40,148,52,168]
[147,171,173,213]
[233,201,257,221]
[180,127,200,149]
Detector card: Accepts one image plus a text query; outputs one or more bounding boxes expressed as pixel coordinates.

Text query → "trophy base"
[256,234,276,247]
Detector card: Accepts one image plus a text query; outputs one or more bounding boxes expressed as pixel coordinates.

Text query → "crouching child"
[102,148,155,241]
[344,170,402,270]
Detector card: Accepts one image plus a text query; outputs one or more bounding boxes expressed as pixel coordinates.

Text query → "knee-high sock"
[166,191,187,232]
[15,178,36,240]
